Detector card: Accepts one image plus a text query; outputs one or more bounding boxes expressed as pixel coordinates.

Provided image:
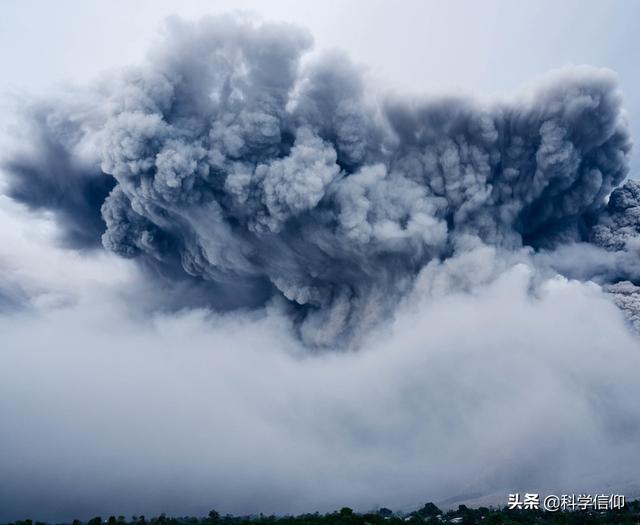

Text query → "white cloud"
[1,202,639,521]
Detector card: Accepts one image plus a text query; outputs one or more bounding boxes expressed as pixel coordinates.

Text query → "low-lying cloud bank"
[1,200,640,521]
[1,13,640,522]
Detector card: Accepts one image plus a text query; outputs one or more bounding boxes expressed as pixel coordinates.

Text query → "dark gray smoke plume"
[3,15,637,344]
[592,179,640,250]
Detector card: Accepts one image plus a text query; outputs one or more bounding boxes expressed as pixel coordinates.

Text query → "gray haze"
[1,12,640,522]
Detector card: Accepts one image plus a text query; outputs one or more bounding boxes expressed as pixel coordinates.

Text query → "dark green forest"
[6,500,640,525]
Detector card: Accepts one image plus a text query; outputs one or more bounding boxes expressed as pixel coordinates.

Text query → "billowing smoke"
[592,179,640,251]
[4,15,637,345]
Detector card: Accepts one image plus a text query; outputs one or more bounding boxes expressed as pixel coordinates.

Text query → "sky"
[1,1,640,521]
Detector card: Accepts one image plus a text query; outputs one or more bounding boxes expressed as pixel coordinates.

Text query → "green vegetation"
[6,500,640,525]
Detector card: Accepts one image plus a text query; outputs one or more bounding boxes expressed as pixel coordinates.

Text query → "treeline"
[6,500,640,525]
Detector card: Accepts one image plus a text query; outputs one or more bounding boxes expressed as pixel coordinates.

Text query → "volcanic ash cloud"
[3,14,638,345]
